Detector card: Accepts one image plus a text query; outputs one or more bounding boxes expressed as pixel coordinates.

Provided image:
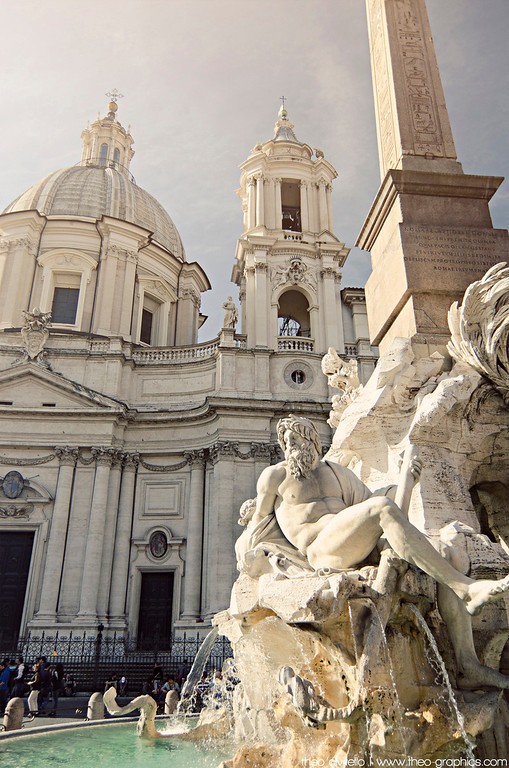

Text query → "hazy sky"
[1,0,508,338]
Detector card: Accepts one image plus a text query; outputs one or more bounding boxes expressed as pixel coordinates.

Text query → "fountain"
[3,264,509,767]
[210,265,509,765]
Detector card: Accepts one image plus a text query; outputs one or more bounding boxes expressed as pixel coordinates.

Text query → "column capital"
[320,267,338,279]
[91,447,117,466]
[55,446,79,466]
[208,441,238,465]
[122,452,140,471]
[178,286,201,308]
[250,443,272,460]
[184,449,206,466]
[247,176,256,187]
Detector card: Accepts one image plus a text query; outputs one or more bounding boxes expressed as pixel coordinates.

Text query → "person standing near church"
[0,659,10,715]
[12,656,28,698]
[27,661,42,716]
[48,663,65,717]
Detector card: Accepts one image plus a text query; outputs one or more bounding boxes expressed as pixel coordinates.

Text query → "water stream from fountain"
[177,627,220,714]
[348,601,374,762]
[369,601,413,755]
[407,604,476,758]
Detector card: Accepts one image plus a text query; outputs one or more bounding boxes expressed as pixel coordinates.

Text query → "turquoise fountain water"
[0,721,230,768]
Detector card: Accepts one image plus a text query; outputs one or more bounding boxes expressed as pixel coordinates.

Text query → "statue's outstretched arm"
[395,445,422,515]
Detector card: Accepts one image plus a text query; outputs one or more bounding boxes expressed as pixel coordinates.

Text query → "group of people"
[141,668,181,711]
[104,666,182,711]
[0,655,75,718]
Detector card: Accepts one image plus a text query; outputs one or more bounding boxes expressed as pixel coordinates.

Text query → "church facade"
[0,98,377,649]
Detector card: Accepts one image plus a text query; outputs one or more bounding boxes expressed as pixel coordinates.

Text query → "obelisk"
[358,0,509,355]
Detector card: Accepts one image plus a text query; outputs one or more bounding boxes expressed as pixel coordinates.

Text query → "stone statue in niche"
[221,296,238,329]
[18,307,52,366]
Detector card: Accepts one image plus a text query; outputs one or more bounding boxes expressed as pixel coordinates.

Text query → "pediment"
[0,363,125,412]
[316,230,341,244]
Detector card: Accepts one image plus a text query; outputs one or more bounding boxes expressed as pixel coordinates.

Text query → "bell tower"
[231,105,351,354]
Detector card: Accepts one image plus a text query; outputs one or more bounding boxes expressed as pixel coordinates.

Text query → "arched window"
[113,148,120,168]
[281,180,301,232]
[278,289,311,337]
[99,143,108,167]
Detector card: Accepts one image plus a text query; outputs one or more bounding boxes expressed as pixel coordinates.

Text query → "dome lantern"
[80,90,134,177]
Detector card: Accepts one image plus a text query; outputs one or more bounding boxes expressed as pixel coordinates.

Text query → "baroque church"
[0,97,377,650]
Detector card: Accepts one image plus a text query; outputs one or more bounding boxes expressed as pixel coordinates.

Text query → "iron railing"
[1,630,233,693]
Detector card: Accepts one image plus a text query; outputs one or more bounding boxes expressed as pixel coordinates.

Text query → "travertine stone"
[35,453,77,619]
[366,0,461,178]
[361,0,509,355]
[358,171,509,353]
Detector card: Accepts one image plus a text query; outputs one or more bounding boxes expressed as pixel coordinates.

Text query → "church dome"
[3,165,185,261]
[3,96,185,261]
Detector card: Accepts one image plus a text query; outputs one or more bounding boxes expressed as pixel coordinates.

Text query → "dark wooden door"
[0,531,34,649]
[137,572,174,650]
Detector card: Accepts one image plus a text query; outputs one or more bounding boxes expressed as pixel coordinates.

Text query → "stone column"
[96,452,123,621]
[245,265,256,347]
[77,448,115,619]
[300,182,309,232]
[266,179,276,230]
[119,251,138,338]
[326,183,333,231]
[95,248,118,335]
[321,268,343,352]
[317,180,328,231]
[255,174,265,227]
[274,178,282,229]
[0,238,37,329]
[109,453,139,623]
[204,445,236,619]
[247,177,256,229]
[254,260,268,347]
[36,447,78,619]
[181,451,206,621]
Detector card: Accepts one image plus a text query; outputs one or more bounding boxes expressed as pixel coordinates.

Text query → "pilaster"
[180,450,206,621]
[77,448,115,620]
[34,447,78,621]
[97,451,123,622]
[255,174,265,228]
[109,453,139,624]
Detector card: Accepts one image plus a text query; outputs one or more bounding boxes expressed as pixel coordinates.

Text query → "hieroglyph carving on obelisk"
[366,0,461,178]
[359,0,508,355]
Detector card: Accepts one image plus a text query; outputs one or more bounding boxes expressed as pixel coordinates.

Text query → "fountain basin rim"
[0,713,198,741]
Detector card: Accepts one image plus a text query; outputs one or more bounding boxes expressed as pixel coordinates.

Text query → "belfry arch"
[277,289,312,339]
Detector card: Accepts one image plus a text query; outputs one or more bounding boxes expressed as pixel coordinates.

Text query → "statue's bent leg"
[307,497,509,615]
[438,527,509,690]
